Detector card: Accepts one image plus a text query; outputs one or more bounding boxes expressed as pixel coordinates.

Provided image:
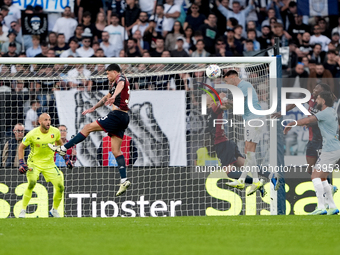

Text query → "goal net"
[0,57,280,218]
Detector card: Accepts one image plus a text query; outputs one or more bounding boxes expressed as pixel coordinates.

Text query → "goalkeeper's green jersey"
[22,126,61,168]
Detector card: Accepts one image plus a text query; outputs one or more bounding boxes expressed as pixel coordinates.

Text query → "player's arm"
[219,92,233,109]
[82,92,111,115]
[283,116,318,134]
[18,142,29,174]
[105,81,125,106]
[272,104,296,118]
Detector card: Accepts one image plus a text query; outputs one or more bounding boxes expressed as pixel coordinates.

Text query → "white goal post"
[0,57,284,218]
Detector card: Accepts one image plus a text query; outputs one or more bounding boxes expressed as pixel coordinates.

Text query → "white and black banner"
[54,90,187,167]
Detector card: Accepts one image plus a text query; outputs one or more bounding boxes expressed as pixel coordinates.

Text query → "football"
[206,64,221,79]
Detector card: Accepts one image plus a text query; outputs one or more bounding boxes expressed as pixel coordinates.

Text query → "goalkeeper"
[18,113,73,218]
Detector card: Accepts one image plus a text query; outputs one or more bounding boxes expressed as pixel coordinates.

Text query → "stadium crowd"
[1,0,340,133]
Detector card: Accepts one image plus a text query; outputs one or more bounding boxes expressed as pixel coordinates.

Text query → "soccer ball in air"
[206,64,221,79]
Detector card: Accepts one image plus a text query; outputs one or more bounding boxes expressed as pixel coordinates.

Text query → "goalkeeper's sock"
[22,188,33,209]
[312,178,326,210]
[327,175,332,184]
[323,180,337,209]
[116,155,127,182]
[63,132,87,150]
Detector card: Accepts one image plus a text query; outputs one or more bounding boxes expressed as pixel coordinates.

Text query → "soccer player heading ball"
[18,113,73,218]
[48,64,131,196]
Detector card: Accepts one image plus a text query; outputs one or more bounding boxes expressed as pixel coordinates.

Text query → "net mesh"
[0,59,274,218]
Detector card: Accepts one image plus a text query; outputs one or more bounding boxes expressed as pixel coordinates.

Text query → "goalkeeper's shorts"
[97,110,130,139]
[215,140,244,167]
[27,164,63,183]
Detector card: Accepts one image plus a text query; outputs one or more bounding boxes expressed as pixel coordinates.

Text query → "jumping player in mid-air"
[48,64,131,196]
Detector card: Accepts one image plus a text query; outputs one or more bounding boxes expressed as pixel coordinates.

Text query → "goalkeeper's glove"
[64,154,73,169]
[19,159,29,174]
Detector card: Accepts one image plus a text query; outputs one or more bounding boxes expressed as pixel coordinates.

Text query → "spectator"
[310,24,331,52]
[261,8,282,28]
[66,64,92,91]
[24,100,40,131]
[224,29,242,55]
[91,64,108,90]
[246,21,261,37]
[47,49,56,58]
[258,25,272,50]
[296,32,312,58]
[52,6,78,42]
[287,41,298,72]
[215,0,254,30]
[307,63,334,93]
[2,41,18,57]
[163,0,181,37]
[272,22,288,46]
[69,24,85,45]
[0,23,8,50]
[92,47,105,57]
[54,33,69,57]
[246,29,260,50]
[126,38,142,57]
[132,30,146,53]
[76,29,94,57]
[165,21,184,51]
[327,32,340,52]
[318,18,331,38]
[78,0,104,24]
[1,123,28,168]
[308,59,317,74]
[143,20,159,51]
[171,37,189,57]
[212,0,229,35]
[1,29,21,54]
[132,12,149,36]
[287,14,310,42]
[323,50,339,77]
[233,24,245,44]
[191,39,210,57]
[121,0,141,36]
[286,63,309,99]
[3,0,21,28]
[150,36,165,57]
[26,35,42,57]
[149,4,165,36]
[48,32,57,49]
[10,19,32,50]
[308,43,325,64]
[301,56,310,74]
[100,31,116,57]
[93,12,106,42]
[199,13,218,54]
[243,39,257,56]
[104,13,128,56]
[183,26,194,54]
[55,124,77,167]
[35,41,49,57]
[184,3,205,33]
[81,11,96,42]
[281,0,297,30]
[215,37,230,57]
[60,38,80,58]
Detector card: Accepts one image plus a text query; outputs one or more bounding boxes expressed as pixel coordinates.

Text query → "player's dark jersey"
[308,95,322,141]
[109,74,130,111]
[206,103,227,145]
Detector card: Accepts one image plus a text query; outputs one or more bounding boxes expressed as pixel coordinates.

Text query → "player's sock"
[327,175,332,184]
[63,132,87,150]
[22,188,33,209]
[312,178,326,210]
[322,180,337,209]
[116,155,127,182]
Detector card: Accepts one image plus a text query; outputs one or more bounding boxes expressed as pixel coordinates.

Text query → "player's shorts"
[215,140,244,167]
[306,140,322,158]
[96,110,130,139]
[314,149,340,172]
[26,164,63,183]
[244,119,264,144]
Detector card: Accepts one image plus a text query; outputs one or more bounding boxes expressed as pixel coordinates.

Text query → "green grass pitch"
[1,216,340,255]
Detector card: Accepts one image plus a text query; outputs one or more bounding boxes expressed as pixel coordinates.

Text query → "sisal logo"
[201,83,312,116]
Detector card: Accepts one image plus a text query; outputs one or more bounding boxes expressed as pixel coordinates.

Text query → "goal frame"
[0,56,283,216]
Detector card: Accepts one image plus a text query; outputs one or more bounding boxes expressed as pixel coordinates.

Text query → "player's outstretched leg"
[115,154,131,196]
